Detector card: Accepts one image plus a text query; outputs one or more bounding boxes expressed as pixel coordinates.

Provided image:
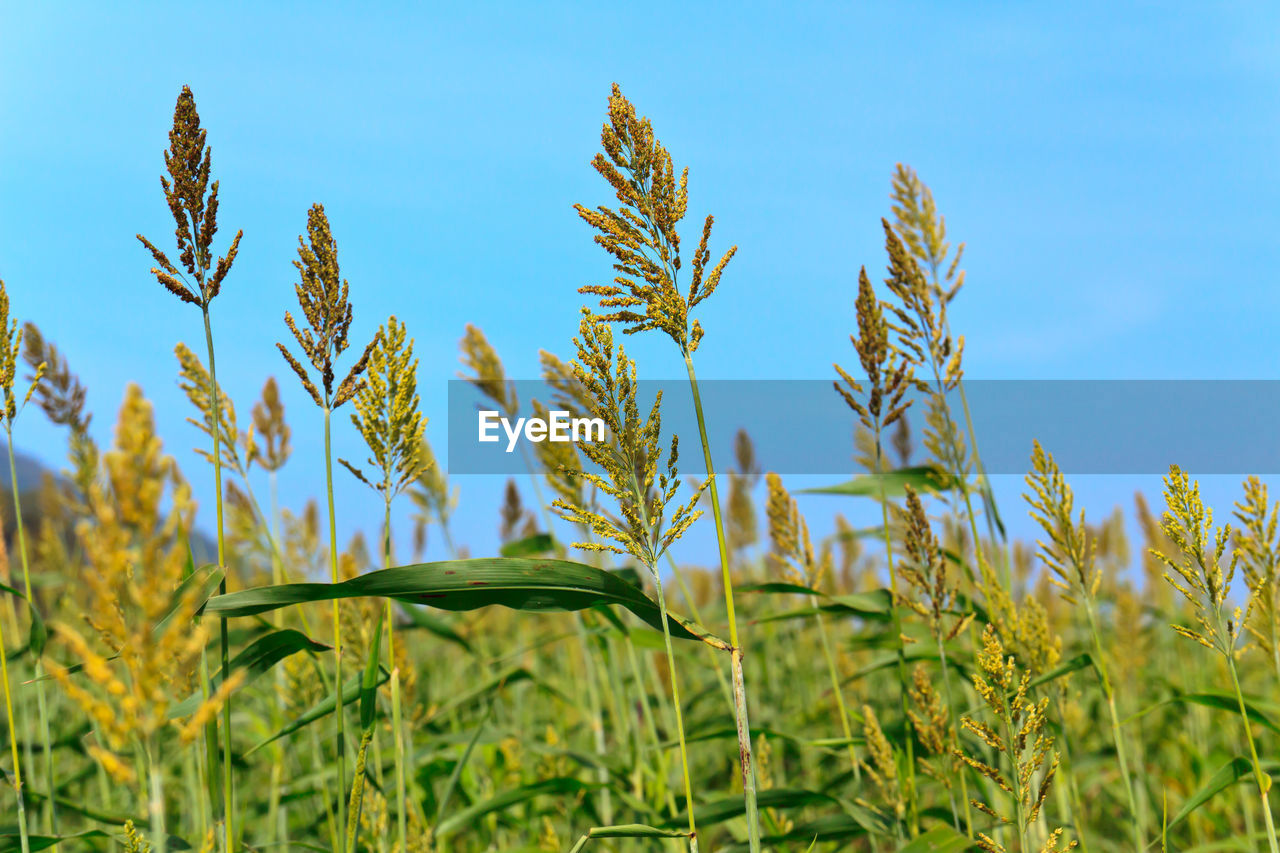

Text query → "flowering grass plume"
[575,83,736,355]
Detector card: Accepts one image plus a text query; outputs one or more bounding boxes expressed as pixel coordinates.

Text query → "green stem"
[201,309,234,852]
[5,433,52,849]
[147,736,168,853]
[874,438,919,835]
[0,598,29,853]
[1228,655,1280,853]
[1082,599,1143,851]
[813,611,861,785]
[683,352,758,853]
[323,405,348,853]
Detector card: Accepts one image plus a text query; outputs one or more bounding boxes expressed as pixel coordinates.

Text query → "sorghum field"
[1,81,1277,853]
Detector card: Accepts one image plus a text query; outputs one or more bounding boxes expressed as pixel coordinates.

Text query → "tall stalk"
[201,310,235,851]
[5,434,53,847]
[323,406,347,851]
[683,355,760,851]
[0,598,29,853]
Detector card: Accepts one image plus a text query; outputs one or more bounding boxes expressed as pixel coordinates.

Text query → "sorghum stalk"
[683,353,759,851]
[0,607,29,853]
[322,406,347,850]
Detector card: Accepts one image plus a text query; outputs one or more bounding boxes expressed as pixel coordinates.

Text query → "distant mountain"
[0,442,218,565]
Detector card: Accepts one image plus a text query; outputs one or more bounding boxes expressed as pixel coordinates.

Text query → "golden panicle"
[540,348,593,419]
[575,83,736,354]
[460,324,518,417]
[896,484,968,639]
[175,341,241,472]
[727,428,761,556]
[1024,441,1100,604]
[407,438,455,559]
[834,266,916,440]
[957,624,1070,848]
[48,384,233,786]
[531,398,584,510]
[249,376,292,472]
[137,86,242,309]
[21,322,88,432]
[341,316,429,502]
[499,479,531,544]
[550,311,708,569]
[860,704,904,818]
[278,203,373,409]
[881,220,963,393]
[889,164,965,305]
[0,282,44,428]
[907,663,949,758]
[1155,465,1239,655]
[764,472,827,589]
[1234,475,1280,671]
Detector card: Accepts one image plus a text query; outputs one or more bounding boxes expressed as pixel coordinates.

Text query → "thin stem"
[683,353,758,853]
[5,432,53,848]
[1082,598,1143,851]
[1228,655,1280,853]
[0,601,29,853]
[201,309,234,853]
[323,405,348,853]
[147,736,168,853]
[813,611,862,784]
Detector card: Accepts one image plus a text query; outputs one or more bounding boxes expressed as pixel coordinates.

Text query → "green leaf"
[204,558,727,648]
[1168,757,1280,829]
[169,628,329,719]
[246,665,389,755]
[0,579,45,658]
[158,563,225,635]
[1027,652,1093,691]
[1125,691,1280,734]
[0,830,111,852]
[433,777,600,837]
[499,532,555,557]
[796,466,955,499]
[897,825,976,853]
[569,825,690,853]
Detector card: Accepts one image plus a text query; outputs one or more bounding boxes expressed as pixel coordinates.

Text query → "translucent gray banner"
[445,380,1276,475]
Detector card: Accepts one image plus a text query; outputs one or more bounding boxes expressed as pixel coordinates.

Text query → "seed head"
[137,86,242,308]
[576,84,736,354]
[278,204,373,409]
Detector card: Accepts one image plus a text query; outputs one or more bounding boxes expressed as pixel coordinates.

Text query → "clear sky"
[1,2,1278,572]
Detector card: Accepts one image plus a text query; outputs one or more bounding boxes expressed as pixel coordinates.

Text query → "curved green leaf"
[204,558,727,648]
[796,466,955,499]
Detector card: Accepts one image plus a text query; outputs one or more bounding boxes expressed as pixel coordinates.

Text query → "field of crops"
[1,81,1277,853]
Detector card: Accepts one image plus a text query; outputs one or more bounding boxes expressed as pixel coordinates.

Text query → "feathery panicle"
[575,83,736,354]
[1155,465,1241,655]
[175,341,241,472]
[278,203,373,409]
[48,385,237,779]
[834,267,916,438]
[889,164,965,304]
[499,479,535,544]
[408,439,455,558]
[764,472,828,590]
[957,625,1071,852]
[550,311,708,568]
[0,282,43,427]
[540,349,592,420]
[882,221,963,393]
[21,322,86,432]
[907,664,949,761]
[897,484,970,640]
[1024,441,1100,605]
[460,324,517,418]
[1234,476,1280,671]
[137,86,242,308]
[860,704,904,821]
[727,429,761,556]
[531,398,584,510]
[249,376,292,472]
[341,316,428,501]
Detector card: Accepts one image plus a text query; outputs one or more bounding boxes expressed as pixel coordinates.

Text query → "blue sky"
[1,2,1278,573]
